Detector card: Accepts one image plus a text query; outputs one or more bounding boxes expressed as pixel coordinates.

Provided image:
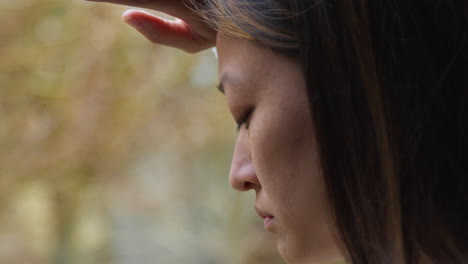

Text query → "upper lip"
[255,206,274,220]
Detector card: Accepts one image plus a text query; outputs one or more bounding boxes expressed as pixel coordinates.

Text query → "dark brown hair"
[192,0,468,263]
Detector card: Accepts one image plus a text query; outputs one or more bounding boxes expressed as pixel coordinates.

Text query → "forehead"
[215,33,304,100]
[216,33,277,78]
[216,33,285,93]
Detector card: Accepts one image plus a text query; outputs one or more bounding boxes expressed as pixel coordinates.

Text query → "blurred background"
[0,0,284,263]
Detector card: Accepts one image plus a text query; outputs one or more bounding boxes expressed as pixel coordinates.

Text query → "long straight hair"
[193,0,468,263]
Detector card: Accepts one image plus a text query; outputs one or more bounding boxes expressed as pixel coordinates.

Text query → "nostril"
[243,181,258,191]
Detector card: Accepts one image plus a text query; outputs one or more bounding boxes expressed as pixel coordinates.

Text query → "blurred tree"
[0,1,284,263]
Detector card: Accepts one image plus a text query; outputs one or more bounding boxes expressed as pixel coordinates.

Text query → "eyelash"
[236,109,252,133]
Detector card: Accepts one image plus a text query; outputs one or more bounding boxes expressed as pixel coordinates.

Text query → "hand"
[85,0,216,53]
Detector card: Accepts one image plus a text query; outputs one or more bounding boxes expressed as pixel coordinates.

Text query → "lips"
[255,206,274,230]
[255,206,274,219]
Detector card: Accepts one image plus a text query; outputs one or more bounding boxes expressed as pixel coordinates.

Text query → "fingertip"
[122,10,145,30]
[122,10,138,21]
[122,9,158,20]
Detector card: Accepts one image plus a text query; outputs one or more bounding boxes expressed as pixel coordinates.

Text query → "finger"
[85,0,186,18]
[122,10,213,53]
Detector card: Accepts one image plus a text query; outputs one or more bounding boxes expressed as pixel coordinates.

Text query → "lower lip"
[264,216,274,230]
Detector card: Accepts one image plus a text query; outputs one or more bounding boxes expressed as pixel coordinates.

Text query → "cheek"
[250,103,316,192]
[249,101,327,219]
[251,105,333,246]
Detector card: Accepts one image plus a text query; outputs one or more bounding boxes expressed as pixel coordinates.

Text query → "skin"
[217,33,343,264]
[84,0,216,53]
[84,0,344,262]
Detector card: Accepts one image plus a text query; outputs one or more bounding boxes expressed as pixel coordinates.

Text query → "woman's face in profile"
[216,33,343,264]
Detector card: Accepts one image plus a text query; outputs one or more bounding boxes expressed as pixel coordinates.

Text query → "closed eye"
[236,109,253,133]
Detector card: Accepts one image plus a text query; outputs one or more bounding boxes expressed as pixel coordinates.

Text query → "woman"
[84,0,468,263]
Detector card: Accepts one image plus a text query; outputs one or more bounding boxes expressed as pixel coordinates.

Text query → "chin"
[276,235,304,264]
[276,235,344,264]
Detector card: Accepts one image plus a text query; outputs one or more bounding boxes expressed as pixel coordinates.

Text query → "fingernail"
[125,18,143,30]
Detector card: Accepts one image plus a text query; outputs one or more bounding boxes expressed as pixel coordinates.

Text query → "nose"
[229,130,260,192]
